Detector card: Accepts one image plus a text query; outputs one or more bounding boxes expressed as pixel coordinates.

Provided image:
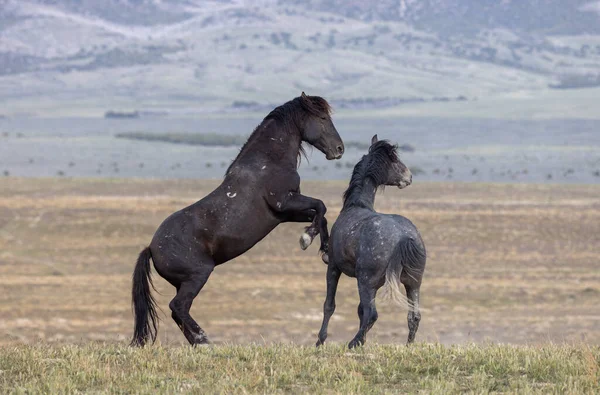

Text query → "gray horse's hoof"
[348,335,365,349]
[348,339,363,349]
[299,232,312,250]
[321,253,329,264]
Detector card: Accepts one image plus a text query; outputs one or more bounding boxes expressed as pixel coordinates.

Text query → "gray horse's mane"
[342,140,399,210]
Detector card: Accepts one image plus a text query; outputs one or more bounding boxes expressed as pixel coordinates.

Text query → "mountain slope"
[292,0,600,35]
[0,0,599,116]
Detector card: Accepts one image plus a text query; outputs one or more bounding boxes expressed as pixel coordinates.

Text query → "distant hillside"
[292,0,600,35]
[0,0,599,116]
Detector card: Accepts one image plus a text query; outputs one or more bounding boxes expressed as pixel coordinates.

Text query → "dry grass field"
[0,177,599,347]
[2,343,599,393]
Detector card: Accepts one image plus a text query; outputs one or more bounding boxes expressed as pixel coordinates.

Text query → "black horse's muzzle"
[327,144,344,160]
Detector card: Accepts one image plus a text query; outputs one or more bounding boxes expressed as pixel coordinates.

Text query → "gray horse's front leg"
[316,264,341,346]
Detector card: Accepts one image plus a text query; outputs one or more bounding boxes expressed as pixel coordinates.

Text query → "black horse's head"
[368,134,412,189]
[298,92,344,160]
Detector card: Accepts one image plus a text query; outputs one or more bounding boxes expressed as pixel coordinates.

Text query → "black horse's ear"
[301,91,308,100]
[371,134,378,145]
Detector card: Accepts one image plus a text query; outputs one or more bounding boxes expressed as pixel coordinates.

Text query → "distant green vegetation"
[1,343,598,393]
[105,110,140,119]
[345,141,416,152]
[344,141,371,150]
[550,74,600,90]
[115,131,247,147]
[115,131,415,152]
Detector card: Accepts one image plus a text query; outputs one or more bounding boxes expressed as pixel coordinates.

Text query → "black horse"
[131,93,344,346]
[316,135,426,348]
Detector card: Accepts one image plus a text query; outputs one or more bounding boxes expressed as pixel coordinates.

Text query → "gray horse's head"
[369,134,412,189]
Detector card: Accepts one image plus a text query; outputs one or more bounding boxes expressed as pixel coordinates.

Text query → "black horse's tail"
[130,247,159,346]
[381,237,426,308]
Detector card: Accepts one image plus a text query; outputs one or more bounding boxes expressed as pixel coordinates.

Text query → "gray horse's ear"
[371,134,378,145]
[301,92,308,100]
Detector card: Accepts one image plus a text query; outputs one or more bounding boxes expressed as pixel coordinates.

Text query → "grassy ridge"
[1,344,598,393]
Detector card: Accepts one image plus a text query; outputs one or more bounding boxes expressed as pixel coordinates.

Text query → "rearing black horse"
[131,93,344,346]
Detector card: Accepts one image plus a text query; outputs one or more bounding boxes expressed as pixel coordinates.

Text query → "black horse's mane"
[265,95,332,126]
[226,95,332,174]
[342,140,399,209]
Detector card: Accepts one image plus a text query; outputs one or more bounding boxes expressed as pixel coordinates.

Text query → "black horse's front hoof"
[299,232,313,250]
[321,252,329,264]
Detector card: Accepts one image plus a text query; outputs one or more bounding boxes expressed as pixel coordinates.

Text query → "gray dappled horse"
[316,135,426,348]
[131,93,344,346]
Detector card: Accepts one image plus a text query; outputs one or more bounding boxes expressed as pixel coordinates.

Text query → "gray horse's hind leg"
[316,264,341,346]
[348,273,380,349]
[403,284,421,344]
[169,261,214,345]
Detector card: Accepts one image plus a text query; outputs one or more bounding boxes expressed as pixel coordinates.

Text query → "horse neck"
[342,176,378,211]
[233,119,302,169]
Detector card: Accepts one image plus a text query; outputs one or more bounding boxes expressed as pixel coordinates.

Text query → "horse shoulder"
[330,212,367,267]
[265,169,301,198]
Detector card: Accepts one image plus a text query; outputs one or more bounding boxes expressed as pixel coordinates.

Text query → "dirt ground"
[0,178,599,347]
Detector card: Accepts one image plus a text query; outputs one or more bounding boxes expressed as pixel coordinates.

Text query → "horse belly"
[330,231,359,277]
[338,261,357,278]
[212,217,280,264]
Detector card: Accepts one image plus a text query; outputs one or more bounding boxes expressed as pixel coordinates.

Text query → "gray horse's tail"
[380,237,426,308]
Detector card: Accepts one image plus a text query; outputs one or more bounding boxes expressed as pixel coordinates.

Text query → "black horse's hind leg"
[169,285,189,342]
[403,284,421,344]
[348,274,379,349]
[169,292,202,345]
[170,311,197,345]
[316,264,341,347]
[169,262,214,345]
